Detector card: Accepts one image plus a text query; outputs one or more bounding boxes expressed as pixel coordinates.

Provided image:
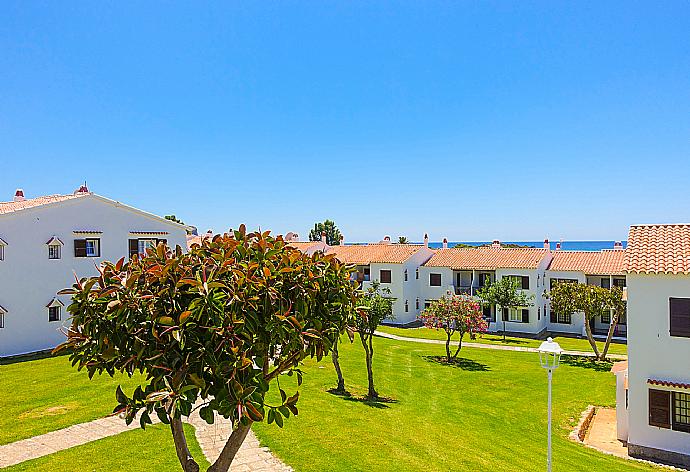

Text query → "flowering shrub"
[418,295,487,362]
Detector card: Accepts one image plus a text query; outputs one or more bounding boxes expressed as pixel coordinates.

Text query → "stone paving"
[375,330,628,360]
[0,410,291,471]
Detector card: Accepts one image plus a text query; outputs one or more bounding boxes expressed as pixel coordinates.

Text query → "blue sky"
[2,2,689,242]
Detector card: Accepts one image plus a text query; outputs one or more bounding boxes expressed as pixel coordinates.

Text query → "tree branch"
[170,417,200,472]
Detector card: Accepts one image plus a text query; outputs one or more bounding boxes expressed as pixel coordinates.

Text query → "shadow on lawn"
[327,389,398,409]
[476,336,529,346]
[561,355,613,372]
[423,355,491,372]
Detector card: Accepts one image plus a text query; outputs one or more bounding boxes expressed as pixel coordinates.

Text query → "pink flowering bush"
[418,295,488,362]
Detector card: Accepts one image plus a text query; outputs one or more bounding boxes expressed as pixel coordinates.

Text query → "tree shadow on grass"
[327,389,398,409]
[560,355,613,372]
[477,336,529,346]
[423,355,491,372]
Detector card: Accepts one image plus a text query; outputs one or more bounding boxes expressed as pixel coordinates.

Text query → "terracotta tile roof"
[327,244,428,264]
[424,247,548,270]
[548,250,626,275]
[286,241,324,252]
[624,224,690,275]
[648,378,690,390]
[611,361,628,374]
[0,194,87,215]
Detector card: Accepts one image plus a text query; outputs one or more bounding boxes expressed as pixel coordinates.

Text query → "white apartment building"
[615,224,690,467]
[545,247,627,338]
[0,187,189,358]
[326,237,434,325]
[419,241,553,336]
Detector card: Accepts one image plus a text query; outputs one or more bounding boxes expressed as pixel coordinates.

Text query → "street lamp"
[538,337,563,472]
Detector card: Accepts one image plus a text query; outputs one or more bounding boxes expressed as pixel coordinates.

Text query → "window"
[404,269,408,282]
[380,270,392,284]
[129,238,166,258]
[674,392,690,433]
[505,275,529,290]
[416,268,419,279]
[649,389,671,428]
[0,307,5,328]
[550,278,578,290]
[416,298,420,310]
[538,307,541,320]
[424,302,432,309]
[479,273,491,287]
[670,298,690,338]
[550,309,571,324]
[601,278,610,289]
[74,238,100,257]
[363,267,370,281]
[49,306,61,322]
[0,245,4,261]
[404,300,409,312]
[613,278,626,288]
[430,273,442,287]
[601,312,611,324]
[508,308,521,322]
[482,305,494,322]
[48,245,61,260]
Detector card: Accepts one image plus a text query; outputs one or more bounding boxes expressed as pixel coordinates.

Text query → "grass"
[253,336,652,472]
[0,354,144,445]
[376,325,628,356]
[2,423,208,472]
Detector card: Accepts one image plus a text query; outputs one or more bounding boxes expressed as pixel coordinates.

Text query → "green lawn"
[2,424,207,472]
[376,325,628,356]
[253,336,650,472]
[0,354,144,445]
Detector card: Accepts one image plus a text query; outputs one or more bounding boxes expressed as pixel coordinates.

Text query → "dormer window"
[46,236,63,260]
[0,237,6,261]
[47,298,64,322]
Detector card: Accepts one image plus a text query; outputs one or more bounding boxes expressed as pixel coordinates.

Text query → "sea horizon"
[350,241,627,251]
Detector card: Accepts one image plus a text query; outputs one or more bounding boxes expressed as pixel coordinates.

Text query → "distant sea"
[426,241,627,251]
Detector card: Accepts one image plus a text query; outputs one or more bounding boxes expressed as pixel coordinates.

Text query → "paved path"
[0,411,290,471]
[375,330,628,360]
[584,407,629,459]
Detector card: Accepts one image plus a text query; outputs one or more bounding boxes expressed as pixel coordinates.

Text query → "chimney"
[74,182,89,194]
[614,241,623,250]
[383,235,391,244]
[491,240,501,248]
[544,239,550,250]
[340,234,344,246]
[321,231,327,244]
[442,238,448,249]
[556,241,562,251]
[13,189,25,202]
[424,233,429,249]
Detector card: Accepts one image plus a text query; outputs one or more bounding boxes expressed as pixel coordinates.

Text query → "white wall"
[0,195,188,357]
[545,270,587,335]
[627,273,690,458]
[493,267,548,335]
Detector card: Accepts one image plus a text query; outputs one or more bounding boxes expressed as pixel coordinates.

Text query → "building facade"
[617,224,690,467]
[0,188,189,357]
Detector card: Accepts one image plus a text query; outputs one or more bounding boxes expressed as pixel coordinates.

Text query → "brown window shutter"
[74,239,87,257]
[380,270,392,284]
[502,308,508,321]
[522,309,530,323]
[430,273,441,286]
[129,239,139,258]
[550,309,556,323]
[521,276,530,290]
[670,298,690,338]
[649,389,671,428]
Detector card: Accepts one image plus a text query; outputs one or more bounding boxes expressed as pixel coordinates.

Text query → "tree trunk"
[601,312,619,360]
[452,332,464,359]
[331,337,345,392]
[583,314,601,360]
[445,332,452,363]
[170,418,200,472]
[360,333,377,399]
[207,421,252,472]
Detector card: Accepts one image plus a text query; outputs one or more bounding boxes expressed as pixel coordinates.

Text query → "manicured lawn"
[253,336,652,472]
[0,354,144,445]
[2,423,207,472]
[376,325,628,356]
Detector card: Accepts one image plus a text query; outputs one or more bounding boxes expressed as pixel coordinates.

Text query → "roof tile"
[624,224,690,275]
[327,244,428,264]
[0,194,87,215]
[423,247,548,270]
[548,250,626,275]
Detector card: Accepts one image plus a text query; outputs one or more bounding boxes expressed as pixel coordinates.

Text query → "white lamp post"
[538,337,563,472]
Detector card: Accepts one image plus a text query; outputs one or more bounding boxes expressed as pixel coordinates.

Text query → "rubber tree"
[55,226,358,472]
[354,281,393,399]
[477,277,534,341]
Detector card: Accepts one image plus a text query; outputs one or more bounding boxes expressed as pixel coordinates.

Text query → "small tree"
[165,214,185,225]
[418,295,487,362]
[477,277,534,341]
[354,282,393,399]
[309,220,342,246]
[549,283,624,360]
[397,236,408,244]
[55,226,357,472]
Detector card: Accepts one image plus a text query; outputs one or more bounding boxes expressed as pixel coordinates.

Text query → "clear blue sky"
[2,2,689,242]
